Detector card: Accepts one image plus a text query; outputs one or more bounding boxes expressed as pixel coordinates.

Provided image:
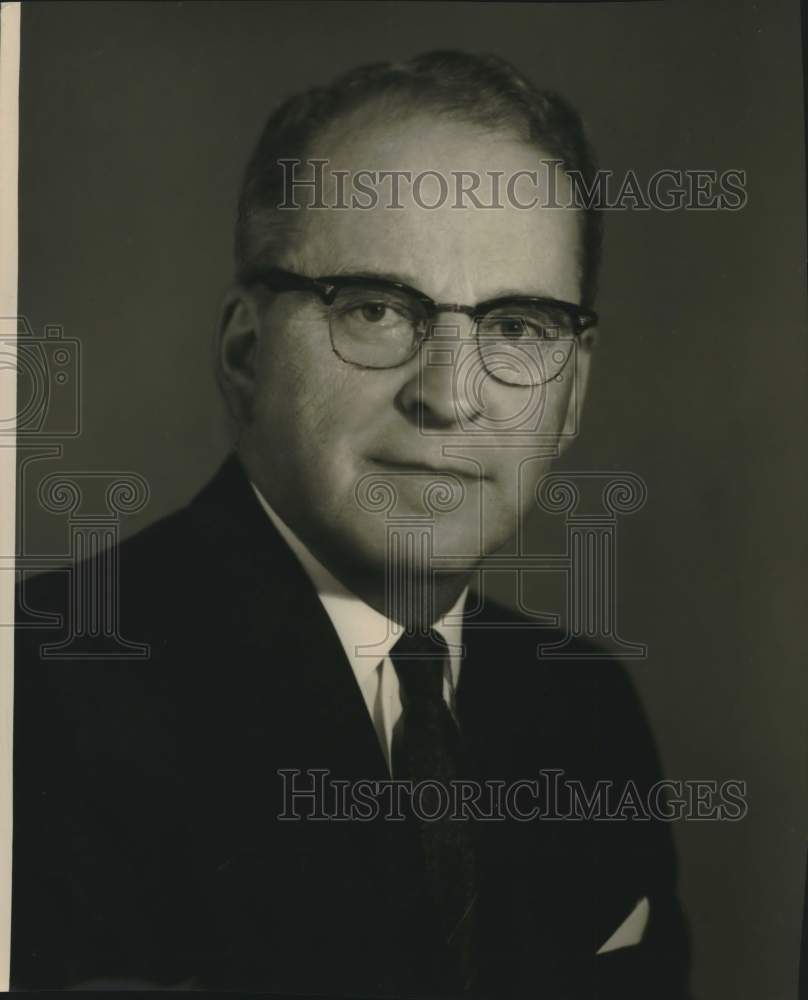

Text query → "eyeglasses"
[246,267,598,387]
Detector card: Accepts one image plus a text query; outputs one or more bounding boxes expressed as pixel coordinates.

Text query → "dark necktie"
[390,629,479,993]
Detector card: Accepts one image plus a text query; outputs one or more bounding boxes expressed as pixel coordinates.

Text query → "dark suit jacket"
[12,455,690,997]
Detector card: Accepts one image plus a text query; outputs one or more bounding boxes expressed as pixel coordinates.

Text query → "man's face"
[226,110,593,579]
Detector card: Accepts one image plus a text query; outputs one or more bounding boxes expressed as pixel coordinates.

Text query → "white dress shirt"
[251,484,468,773]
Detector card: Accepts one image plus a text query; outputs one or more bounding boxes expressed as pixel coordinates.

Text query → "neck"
[340,560,470,630]
[294,523,471,629]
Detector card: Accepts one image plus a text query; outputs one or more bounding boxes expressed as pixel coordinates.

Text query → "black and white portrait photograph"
[2,2,807,997]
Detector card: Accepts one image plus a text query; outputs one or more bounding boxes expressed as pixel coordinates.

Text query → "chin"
[322,504,476,576]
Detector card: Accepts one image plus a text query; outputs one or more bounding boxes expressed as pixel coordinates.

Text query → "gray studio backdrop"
[16,2,808,998]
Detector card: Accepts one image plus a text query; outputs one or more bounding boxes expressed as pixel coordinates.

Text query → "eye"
[478,316,533,340]
[496,319,526,339]
[359,302,392,323]
[343,296,413,329]
[479,307,568,342]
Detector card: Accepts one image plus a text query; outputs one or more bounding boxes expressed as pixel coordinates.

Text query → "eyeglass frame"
[243,266,598,384]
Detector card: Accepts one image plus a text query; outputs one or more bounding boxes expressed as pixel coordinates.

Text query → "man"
[12,51,690,996]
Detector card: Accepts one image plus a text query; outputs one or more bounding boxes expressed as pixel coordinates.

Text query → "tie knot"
[390,629,449,702]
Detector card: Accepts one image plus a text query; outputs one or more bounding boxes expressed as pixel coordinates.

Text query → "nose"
[395,313,483,430]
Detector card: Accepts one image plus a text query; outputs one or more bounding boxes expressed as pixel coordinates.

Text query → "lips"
[368,456,485,481]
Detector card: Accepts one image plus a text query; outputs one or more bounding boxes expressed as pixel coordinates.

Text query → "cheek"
[476,373,573,441]
[253,317,335,430]
[472,378,574,520]
[253,326,384,471]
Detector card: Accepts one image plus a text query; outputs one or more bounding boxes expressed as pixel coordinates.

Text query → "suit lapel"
[457,611,608,979]
[186,454,389,783]
[183,456,434,951]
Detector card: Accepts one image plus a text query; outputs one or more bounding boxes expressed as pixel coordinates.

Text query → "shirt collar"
[250,483,467,684]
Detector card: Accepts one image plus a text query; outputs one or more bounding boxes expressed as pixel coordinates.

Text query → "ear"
[558,327,597,453]
[216,286,263,427]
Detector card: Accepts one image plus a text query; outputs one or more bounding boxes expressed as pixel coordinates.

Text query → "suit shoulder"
[471,594,631,674]
[468,597,656,744]
[17,502,198,610]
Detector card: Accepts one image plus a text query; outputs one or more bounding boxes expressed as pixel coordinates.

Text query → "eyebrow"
[327,264,556,301]
[329,264,423,287]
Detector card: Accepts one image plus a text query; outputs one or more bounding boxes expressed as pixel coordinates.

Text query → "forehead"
[280,109,583,303]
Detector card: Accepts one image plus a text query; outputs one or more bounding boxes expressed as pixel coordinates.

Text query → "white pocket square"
[596,897,650,954]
